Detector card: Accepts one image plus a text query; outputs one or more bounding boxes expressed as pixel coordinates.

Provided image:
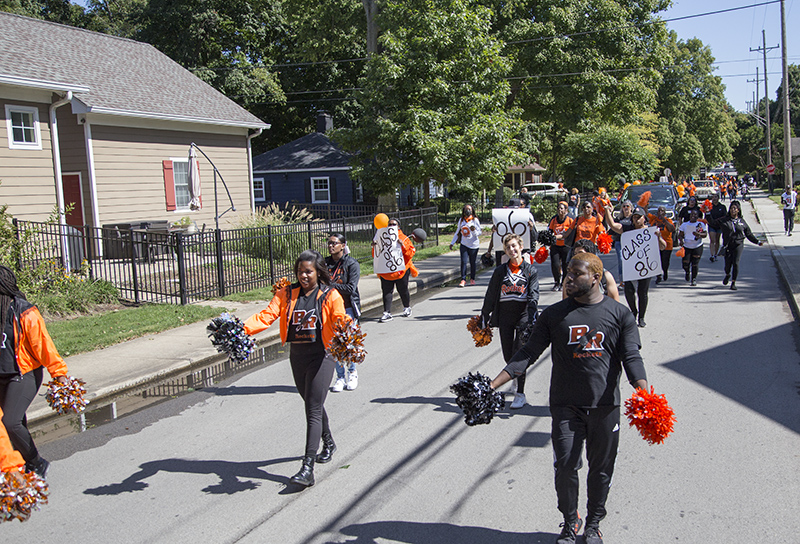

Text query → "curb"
[29,260,479,426]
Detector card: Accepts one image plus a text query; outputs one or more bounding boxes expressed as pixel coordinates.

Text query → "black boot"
[316,434,336,464]
[290,455,315,487]
[26,456,50,478]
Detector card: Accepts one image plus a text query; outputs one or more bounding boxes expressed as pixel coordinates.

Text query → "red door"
[61,174,84,227]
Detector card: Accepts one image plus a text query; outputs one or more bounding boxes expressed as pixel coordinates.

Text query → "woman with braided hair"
[0,265,68,478]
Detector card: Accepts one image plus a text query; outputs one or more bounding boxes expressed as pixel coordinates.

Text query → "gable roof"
[0,12,267,129]
[253,132,351,172]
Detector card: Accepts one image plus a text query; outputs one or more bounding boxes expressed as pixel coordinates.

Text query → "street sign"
[785,161,792,169]
[767,163,776,174]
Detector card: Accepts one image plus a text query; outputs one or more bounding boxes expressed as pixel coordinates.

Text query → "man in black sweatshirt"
[491,252,648,544]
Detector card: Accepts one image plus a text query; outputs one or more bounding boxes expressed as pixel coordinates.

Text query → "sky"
[661,0,799,112]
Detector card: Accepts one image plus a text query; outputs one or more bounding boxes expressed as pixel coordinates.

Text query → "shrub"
[232,203,321,262]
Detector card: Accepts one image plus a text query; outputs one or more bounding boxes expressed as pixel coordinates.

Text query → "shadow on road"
[83,456,296,496]
[202,384,297,396]
[332,520,554,544]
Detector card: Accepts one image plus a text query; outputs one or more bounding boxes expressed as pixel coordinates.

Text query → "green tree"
[561,124,659,190]
[656,33,739,177]
[498,0,671,179]
[0,0,93,27]
[335,0,523,205]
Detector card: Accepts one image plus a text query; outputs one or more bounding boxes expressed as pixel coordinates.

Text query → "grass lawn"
[47,303,224,357]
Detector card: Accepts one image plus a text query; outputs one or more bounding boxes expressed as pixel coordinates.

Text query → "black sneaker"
[730,282,737,290]
[723,274,730,285]
[26,457,50,479]
[638,317,646,328]
[690,279,696,286]
[556,516,582,544]
[584,524,604,544]
[685,271,690,281]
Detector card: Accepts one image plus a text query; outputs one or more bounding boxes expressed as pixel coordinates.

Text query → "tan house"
[0,12,268,233]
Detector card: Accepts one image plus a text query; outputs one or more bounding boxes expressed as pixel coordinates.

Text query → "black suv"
[615,183,685,220]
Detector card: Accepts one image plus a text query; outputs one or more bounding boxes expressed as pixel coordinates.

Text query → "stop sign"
[767,163,776,174]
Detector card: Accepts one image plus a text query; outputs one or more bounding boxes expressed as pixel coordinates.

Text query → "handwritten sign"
[373,226,405,274]
[620,227,662,282]
[492,208,532,249]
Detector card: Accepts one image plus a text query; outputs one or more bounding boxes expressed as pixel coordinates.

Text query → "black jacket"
[717,216,759,247]
[325,254,361,317]
[481,260,539,328]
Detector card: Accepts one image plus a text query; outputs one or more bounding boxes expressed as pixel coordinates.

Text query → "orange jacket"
[11,299,67,378]
[243,284,347,349]
[0,406,24,472]
[573,215,605,243]
[374,228,417,281]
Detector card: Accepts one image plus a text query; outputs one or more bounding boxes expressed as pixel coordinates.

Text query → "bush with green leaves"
[232,203,321,262]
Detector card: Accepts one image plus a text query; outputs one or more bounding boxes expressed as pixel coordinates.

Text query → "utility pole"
[751,31,779,194]
[781,0,793,190]
[747,67,761,125]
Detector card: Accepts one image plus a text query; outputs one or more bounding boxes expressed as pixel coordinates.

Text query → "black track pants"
[724,242,745,282]
[660,249,671,281]
[624,278,651,320]
[550,405,620,526]
[380,268,411,313]
[289,345,335,458]
[498,303,527,394]
[0,367,44,463]
[550,245,570,284]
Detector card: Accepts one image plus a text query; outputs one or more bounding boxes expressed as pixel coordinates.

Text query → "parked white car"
[694,180,719,199]
[520,182,563,201]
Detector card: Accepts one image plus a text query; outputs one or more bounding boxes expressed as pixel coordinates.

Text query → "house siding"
[89,124,252,227]
[256,170,353,206]
[55,106,89,221]
[0,97,58,220]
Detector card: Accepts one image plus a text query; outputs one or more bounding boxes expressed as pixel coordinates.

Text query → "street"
[6,208,800,544]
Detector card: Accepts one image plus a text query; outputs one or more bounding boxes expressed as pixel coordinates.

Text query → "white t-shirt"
[679,221,706,249]
[782,191,796,210]
[450,217,483,249]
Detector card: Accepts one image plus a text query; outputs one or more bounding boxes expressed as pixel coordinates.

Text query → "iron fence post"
[128,228,140,304]
[175,232,188,305]
[215,228,225,297]
[11,218,21,270]
[267,225,274,284]
[307,221,313,249]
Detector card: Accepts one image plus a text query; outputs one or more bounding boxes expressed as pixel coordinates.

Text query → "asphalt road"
[6,218,800,543]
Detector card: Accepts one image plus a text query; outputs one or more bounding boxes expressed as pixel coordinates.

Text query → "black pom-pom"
[207,313,256,363]
[538,230,557,247]
[450,372,505,426]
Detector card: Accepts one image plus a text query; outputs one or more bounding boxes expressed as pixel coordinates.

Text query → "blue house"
[252,113,370,211]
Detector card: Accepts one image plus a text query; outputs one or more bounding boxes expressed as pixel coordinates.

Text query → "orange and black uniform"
[548,215,574,285]
[0,297,67,464]
[374,229,417,313]
[244,284,348,459]
[572,215,605,244]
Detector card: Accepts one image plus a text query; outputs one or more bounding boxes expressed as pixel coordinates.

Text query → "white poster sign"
[373,226,405,274]
[620,227,662,282]
[492,208,532,249]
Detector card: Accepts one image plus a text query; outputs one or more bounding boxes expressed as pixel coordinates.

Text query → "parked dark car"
[615,183,685,220]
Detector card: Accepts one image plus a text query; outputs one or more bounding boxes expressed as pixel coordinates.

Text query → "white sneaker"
[379,312,393,323]
[401,307,412,317]
[510,392,526,409]
[331,378,345,392]
[346,372,358,390]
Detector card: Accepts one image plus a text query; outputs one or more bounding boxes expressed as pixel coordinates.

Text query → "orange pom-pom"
[466,315,493,347]
[271,277,290,297]
[328,318,367,365]
[0,469,48,522]
[597,232,613,254]
[534,246,549,264]
[637,191,652,209]
[624,386,676,445]
[675,247,685,257]
[701,199,712,213]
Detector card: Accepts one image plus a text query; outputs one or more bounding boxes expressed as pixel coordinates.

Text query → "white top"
[782,190,796,210]
[451,217,483,249]
[679,221,706,249]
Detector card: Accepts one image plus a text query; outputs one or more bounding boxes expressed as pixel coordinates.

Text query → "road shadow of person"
[201,384,297,396]
[370,396,461,415]
[83,457,296,496]
[330,520,554,544]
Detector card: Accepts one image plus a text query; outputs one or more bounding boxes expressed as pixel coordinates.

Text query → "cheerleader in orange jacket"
[243,250,348,488]
[373,218,418,323]
[0,266,68,478]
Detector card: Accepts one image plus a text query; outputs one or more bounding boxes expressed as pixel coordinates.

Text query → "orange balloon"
[374,213,389,229]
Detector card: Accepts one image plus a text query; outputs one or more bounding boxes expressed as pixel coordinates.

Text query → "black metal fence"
[12,207,439,305]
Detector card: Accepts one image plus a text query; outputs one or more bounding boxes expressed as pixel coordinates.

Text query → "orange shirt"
[650,216,675,250]
[548,215,575,246]
[573,215,605,243]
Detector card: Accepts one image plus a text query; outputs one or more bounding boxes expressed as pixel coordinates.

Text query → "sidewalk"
[748,188,800,318]
[28,242,492,423]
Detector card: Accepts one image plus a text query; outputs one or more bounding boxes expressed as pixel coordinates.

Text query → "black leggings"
[0,367,44,463]
[724,242,745,282]
[624,278,651,320]
[660,249,672,280]
[682,246,703,279]
[459,245,479,281]
[784,208,795,233]
[551,405,620,526]
[380,268,411,313]
[498,304,527,394]
[550,245,570,284]
[289,345,335,458]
